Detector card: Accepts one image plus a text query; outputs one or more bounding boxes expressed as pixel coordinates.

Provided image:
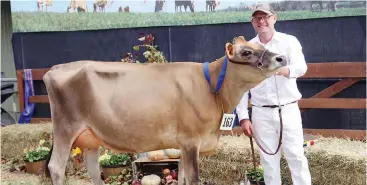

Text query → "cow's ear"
[233,36,247,44]
[237,36,247,42]
[225,42,234,60]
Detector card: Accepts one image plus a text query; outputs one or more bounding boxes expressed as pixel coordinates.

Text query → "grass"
[11,8,366,32]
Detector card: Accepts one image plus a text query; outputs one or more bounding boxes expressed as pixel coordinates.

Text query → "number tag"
[220,113,236,131]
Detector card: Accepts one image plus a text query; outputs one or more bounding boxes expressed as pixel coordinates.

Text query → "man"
[236,4,312,185]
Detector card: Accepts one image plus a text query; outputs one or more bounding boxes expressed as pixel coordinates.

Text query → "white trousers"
[251,102,311,185]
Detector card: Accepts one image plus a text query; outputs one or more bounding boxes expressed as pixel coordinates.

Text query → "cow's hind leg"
[180,145,200,185]
[46,131,74,185]
[83,148,105,185]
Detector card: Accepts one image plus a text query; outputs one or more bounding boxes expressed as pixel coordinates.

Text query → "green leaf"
[133,46,139,51]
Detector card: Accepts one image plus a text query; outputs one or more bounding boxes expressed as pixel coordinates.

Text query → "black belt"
[253,101,297,108]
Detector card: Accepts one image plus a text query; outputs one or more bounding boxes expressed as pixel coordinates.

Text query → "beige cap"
[251,4,275,16]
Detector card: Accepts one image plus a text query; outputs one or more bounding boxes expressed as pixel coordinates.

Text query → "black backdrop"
[12,16,366,130]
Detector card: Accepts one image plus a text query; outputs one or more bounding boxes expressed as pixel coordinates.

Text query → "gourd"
[163,168,170,175]
[165,148,181,159]
[147,150,165,161]
[141,174,161,185]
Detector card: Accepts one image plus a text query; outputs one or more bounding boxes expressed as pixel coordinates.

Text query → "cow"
[93,0,113,12]
[43,36,287,185]
[206,0,219,11]
[67,0,88,13]
[175,0,194,12]
[125,6,130,12]
[155,0,165,12]
[118,6,129,12]
[37,0,52,12]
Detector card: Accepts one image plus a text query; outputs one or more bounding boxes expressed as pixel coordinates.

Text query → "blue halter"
[202,57,228,94]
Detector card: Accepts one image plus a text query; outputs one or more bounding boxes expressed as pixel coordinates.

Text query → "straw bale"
[198,135,261,185]
[2,125,365,185]
[291,137,365,185]
[1,123,52,159]
[199,135,366,185]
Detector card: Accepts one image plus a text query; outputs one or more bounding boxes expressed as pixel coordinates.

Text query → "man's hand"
[275,66,290,78]
[240,119,254,137]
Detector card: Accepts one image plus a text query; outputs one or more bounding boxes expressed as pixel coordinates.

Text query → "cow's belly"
[72,126,180,153]
[199,134,220,153]
[73,127,221,155]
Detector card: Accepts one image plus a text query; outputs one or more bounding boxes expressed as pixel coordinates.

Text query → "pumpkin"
[147,150,165,161]
[165,148,181,159]
[166,175,173,181]
[141,174,161,185]
[163,168,170,175]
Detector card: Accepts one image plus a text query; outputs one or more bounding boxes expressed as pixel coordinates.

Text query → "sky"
[10,0,274,13]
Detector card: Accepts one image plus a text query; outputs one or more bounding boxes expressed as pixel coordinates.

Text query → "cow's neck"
[208,56,266,113]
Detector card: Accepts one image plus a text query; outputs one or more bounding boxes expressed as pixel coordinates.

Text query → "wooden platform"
[132,157,180,180]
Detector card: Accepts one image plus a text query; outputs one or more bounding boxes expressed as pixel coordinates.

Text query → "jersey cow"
[44,36,287,185]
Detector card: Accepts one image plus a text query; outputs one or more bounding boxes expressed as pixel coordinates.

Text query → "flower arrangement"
[121,33,168,64]
[98,149,131,167]
[23,133,52,163]
[245,162,264,183]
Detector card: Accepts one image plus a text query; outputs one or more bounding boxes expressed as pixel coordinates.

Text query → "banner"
[10,0,366,33]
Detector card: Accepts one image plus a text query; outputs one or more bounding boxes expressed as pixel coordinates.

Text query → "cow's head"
[225,36,287,77]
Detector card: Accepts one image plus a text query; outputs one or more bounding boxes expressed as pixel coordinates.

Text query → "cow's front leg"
[178,153,185,185]
[181,145,199,185]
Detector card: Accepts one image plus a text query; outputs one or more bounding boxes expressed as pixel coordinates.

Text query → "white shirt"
[236,31,308,121]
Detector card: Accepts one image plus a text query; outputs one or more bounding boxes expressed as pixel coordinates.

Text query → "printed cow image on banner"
[9,0,366,33]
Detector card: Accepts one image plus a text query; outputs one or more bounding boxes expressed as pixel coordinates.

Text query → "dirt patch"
[1,156,92,185]
[1,164,93,185]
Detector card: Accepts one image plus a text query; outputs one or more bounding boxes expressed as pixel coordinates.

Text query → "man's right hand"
[240,119,254,137]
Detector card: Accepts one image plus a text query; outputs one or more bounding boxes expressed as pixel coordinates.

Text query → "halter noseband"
[227,49,268,77]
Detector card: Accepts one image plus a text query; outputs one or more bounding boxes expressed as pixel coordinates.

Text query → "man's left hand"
[275,66,290,78]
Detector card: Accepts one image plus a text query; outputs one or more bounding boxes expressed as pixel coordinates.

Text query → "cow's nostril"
[276,56,284,62]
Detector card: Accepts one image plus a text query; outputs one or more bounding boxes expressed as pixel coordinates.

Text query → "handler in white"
[236,4,312,185]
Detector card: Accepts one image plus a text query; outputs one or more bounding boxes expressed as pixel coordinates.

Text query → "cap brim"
[251,8,274,16]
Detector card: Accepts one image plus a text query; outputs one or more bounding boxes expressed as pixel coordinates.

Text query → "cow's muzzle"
[272,54,287,65]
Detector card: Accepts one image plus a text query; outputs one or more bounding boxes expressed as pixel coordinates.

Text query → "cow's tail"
[45,136,53,178]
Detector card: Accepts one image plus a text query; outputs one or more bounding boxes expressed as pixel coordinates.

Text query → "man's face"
[251,11,277,34]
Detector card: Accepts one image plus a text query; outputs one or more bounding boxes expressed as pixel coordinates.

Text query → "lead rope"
[249,75,283,185]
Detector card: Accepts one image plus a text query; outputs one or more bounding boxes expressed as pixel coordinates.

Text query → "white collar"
[253,30,280,45]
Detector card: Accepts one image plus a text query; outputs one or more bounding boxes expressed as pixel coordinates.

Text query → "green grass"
[11,8,366,33]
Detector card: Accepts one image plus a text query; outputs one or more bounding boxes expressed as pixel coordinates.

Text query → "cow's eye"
[242,50,252,56]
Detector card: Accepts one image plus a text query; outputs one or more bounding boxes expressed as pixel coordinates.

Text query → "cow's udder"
[72,128,102,149]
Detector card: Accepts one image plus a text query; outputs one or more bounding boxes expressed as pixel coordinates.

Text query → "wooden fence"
[16,62,366,140]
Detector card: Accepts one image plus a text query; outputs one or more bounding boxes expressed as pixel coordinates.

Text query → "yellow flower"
[71,147,82,157]
[23,148,28,154]
[39,139,45,145]
[98,152,111,162]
